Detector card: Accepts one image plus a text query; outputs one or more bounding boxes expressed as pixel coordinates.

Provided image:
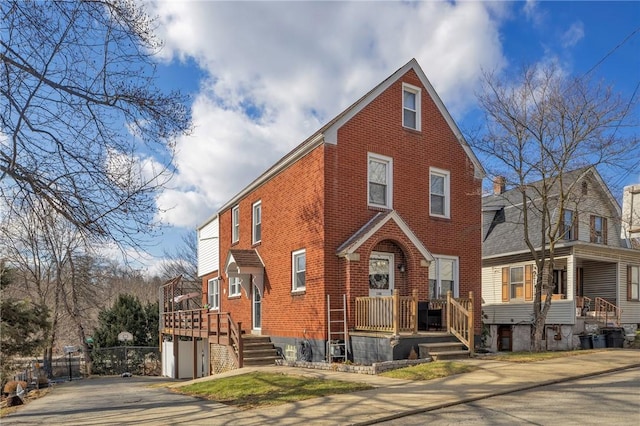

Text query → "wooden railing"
[355,290,418,333]
[593,297,622,327]
[447,291,474,354]
[161,310,244,368]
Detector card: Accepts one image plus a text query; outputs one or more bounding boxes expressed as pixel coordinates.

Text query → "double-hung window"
[252,201,262,244]
[368,153,393,208]
[402,83,421,131]
[207,278,220,310]
[229,276,241,297]
[232,205,240,243]
[510,266,524,299]
[430,168,450,218]
[628,265,639,301]
[590,215,607,244]
[292,249,306,292]
[428,256,458,298]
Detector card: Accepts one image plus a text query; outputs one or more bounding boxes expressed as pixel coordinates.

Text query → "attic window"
[402,83,421,131]
[582,181,588,195]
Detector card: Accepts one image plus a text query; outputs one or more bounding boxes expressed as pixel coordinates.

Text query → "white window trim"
[232,205,240,243]
[367,152,393,209]
[292,249,306,292]
[229,276,241,297]
[402,83,421,131]
[208,278,220,310]
[252,200,262,244]
[428,255,459,298]
[429,167,450,218]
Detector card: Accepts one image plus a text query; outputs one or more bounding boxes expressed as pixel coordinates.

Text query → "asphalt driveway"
[4,376,237,425]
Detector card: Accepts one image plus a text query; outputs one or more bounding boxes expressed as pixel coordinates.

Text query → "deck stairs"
[242,335,281,366]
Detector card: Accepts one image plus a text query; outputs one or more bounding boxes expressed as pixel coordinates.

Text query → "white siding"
[620,262,640,325]
[198,217,219,277]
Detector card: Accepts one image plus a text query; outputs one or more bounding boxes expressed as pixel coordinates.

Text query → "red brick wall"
[323,69,482,333]
[214,67,482,338]
[217,147,328,340]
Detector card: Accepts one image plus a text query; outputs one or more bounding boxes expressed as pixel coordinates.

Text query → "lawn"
[173,372,372,409]
[380,361,477,380]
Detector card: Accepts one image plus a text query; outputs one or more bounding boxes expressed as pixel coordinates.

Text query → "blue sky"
[136,0,640,274]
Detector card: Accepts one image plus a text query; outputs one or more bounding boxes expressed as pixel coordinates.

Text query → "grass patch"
[380,361,477,380]
[481,349,603,363]
[173,372,372,409]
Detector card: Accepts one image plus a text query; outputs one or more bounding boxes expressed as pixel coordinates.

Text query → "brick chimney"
[493,176,506,195]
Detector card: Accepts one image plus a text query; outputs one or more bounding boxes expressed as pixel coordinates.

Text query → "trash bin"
[603,328,625,348]
[579,335,592,350]
[592,334,606,348]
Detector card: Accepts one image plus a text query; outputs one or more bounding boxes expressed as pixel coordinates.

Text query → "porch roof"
[336,210,434,262]
[225,249,265,296]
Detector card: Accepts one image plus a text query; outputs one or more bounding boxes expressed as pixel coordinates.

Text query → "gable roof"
[212,59,485,219]
[482,166,623,257]
[336,210,434,262]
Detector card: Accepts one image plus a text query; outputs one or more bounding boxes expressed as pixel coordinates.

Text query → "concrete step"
[418,342,469,361]
[243,356,281,366]
[241,335,280,366]
[430,349,470,361]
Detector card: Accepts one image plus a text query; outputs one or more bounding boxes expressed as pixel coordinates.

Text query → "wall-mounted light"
[398,264,406,273]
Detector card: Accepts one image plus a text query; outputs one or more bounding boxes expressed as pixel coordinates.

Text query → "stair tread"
[428,349,469,355]
[419,342,466,348]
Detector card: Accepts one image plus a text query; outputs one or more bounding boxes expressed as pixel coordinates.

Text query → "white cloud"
[523,0,545,27]
[561,21,585,48]
[147,1,508,228]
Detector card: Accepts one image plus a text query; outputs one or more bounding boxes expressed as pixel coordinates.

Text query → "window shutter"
[589,215,595,242]
[602,217,608,245]
[524,265,533,301]
[502,267,509,302]
[628,265,633,301]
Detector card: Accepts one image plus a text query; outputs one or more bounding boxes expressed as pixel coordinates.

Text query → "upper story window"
[292,249,306,292]
[229,276,241,297]
[628,265,639,301]
[368,153,393,209]
[252,201,262,244]
[232,205,240,243]
[430,168,450,218]
[402,83,421,131]
[562,209,577,240]
[590,215,607,245]
[428,256,458,299]
[208,278,220,310]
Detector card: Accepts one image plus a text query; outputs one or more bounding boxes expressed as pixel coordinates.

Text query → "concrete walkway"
[5,349,640,425]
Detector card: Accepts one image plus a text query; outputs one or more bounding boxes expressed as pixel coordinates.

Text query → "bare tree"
[1,0,190,247]
[158,231,198,283]
[472,63,639,351]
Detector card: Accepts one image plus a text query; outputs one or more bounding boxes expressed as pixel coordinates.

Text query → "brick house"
[161,59,485,377]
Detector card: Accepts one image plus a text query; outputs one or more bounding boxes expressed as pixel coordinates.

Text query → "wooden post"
[392,290,400,335]
[192,337,198,379]
[173,333,179,379]
[446,290,452,334]
[468,291,474,355]
[237,321,243,368]
[412,289,418,334]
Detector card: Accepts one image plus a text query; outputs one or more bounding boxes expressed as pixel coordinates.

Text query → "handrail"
[355,290,418,333]
[594,297,622,326]
[446,291,474,355]
[161,309,244,368]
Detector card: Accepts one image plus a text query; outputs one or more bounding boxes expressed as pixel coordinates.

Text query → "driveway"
[5,376,237,425]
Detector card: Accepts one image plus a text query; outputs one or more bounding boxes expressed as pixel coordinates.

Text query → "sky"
[135,0,640,275]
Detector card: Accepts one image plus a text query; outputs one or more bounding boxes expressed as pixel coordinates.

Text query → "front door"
[252,285,261,331]
[369,252,394,297]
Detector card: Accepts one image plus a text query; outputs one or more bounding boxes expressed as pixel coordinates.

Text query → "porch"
[353,289,475,355]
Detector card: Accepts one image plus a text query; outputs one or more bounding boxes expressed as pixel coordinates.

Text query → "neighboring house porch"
[482,243,639,352]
